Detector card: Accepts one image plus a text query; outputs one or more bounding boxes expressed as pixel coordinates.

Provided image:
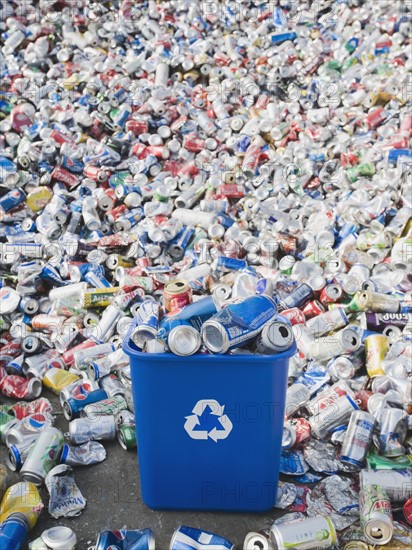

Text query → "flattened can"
[95,528,155,550]
[360,469,412,504]
[270,515,337,549]
[20,427,64,485]
[340,411,376,469]
[359,484,393,545]
[170,525,234,550]
[81,395,128,418]
[67,415,116,444]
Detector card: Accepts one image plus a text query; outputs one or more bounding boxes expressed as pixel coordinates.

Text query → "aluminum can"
[282,417,311,450]
[356,291,400,313]
[202,295,277,354]
[4,413,53,447]
[305,308,348,337]
[81,395,128,418]
[404,497,412,526]
[59,379,99,406]
[0,410,16,440]
[309,394,359,439]
[170,525,234,550]
[99,374,125,397]
[6,439,34,471]
[365,334,390,377]
[168,322,201,356]
[285,384,311,419]
[319,284,343,304]
[0,512,30,550]
[281,308,306,325]
[21,427,64,486]
[243,532,274,550]
[117,424,137,450]
[42,368,79,394]
[359,469,412,504]
[378,408,408,457]
[63,388,108,420]
[131,301,160,348]
[95,528,155,550]
[340,411,376,469]
[270,515,337,549]
[0,481,43,529]
[359,484,393,546]
[279,283,313,310]
[163,279,193,312]
[255,318,294,354]
[29,526,77,550]
[306,380,354,416]
[67,415,116,444]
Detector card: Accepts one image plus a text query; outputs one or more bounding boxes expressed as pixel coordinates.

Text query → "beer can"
[117,424,137,450]
[309,394,359,439]
[365,334,390,377]
[170,526,234,550]
[0,512,30,550]
[131,301,160,348]
[243,532,274,550]
[67,415,116,444]
[81,395,128,418]
[360,469,412,504]
[21,427,64,485]
[340,410,376,469]
[167,323,201,356]
[359,484,393,545]
[95,528,155,550]
[282,417,311,450]
[270,515,337,549]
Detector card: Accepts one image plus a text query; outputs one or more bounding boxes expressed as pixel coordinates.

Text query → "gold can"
[163,279,192,312]
[365,334,390,377]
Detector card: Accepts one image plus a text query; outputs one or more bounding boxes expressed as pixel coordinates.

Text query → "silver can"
[309,394,359,439]
[30,526,77,550]
[20,427,64,485]
[360,469,412,503]
[4,413,54,447]
[340,410,375,469]
[359,484,393,546]
[168,325,201,356]
[243,532,274,550]
[270,515,337,549]
[255,318,294,354]
[67,415,116,445]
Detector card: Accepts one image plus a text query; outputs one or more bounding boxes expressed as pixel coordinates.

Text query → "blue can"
[215,256,247,274]
[95,528,155,550]
[63,388,109,420]
[131,301,160,348]
[84,266,111,288]
[202,295,278,353]
[160,296,217,332]
[271,31,297,44]
[0,189,26,214]
[168,226,195,259]
[388,148,412,164]
[170,526,233,550]
[60,156,84,173]
[0,513,30,550]
[279,283,314,310]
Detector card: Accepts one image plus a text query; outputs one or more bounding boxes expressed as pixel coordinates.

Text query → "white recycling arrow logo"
[184,399,233,443]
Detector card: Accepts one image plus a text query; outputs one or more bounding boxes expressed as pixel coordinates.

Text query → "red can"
[51,166,79,188]
[218,184,245,199]
[83,165,108,183]
[302,300,325,319]
[50,129,74,145]
[183,136,206,152]
[282,308,306,326]
[0,341,21,368]
[0,375,42,400]
[320,284,343,304]
[126,119,149,135]
[163,280,193,312]
[62,340,97,368]
[354,390,374,411]
[404,497,412,526]
[9,397,53,420]
[282,417,311,449]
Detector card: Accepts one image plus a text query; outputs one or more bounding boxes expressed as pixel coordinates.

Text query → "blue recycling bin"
[123,325,296,512]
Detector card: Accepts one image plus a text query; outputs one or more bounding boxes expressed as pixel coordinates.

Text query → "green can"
[117,425,137,451]
[0,410,16,441]
[81,395,128,418]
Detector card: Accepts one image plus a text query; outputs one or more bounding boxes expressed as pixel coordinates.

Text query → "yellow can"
[43,367,79,394]
[365,334,390,377]
[26,187,53,212]
[0,481,43,529]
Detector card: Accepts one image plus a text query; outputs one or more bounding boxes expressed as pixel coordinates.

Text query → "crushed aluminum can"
[60,441,107,467]
[45,464,86,519]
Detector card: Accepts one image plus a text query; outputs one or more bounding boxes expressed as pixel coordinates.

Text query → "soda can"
[309,394,359,439]
[282,418,311,450]
[365,334,390,377]
[0,481,43,528]
[340,411,376,469]
[243,532,274,550]
[359,469,412,503]
[8,398,53,420]
[4,413,53,447]
[163,279,193,312]
[378,408,408,457]
[90,305,123,344]
[63,388,109,420]
[21,427,64,486]
[319,284,343,305]
[356,291,400,313]
[279,283,314,310]
[117,424,137,450]
[99,374,125,397]
[73,342,115,369]
[95,528,155,550]
[270,515,337,550]
[305,308,349,337]
[255,318,294,354]
[81,395,128,418]
[0,512,30,550]
[170,526,234,550]
[167,322,201,356]
[131,301,160,348]
[359,484,393,546]
[281,308,306,326]
[202,295,278,354]
[0,410,16,441]
[42,368,79,395]
[67,415,116,444]
[29,526,77,550]
[404,497,412,526]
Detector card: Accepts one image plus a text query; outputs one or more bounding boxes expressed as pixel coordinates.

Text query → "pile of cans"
[1,0,412,548]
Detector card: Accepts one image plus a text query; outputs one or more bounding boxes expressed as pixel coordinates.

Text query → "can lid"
[41,526,77,549]
[243,532,272,550]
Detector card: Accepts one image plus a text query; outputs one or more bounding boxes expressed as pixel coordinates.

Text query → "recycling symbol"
[184,399,233,443]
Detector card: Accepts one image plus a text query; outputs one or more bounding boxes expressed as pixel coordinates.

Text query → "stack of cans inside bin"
[0,0,412,548]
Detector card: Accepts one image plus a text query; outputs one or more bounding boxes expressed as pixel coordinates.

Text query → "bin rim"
[122,320,297,363]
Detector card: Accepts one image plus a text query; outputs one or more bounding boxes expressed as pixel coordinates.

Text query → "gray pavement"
[4,388,283,549]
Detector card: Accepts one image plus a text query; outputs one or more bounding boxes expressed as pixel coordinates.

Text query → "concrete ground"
[4,388,283,549]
